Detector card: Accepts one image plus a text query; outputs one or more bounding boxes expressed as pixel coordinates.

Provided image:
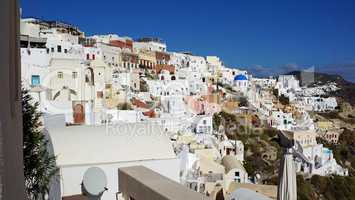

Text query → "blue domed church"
[233,74,249,93]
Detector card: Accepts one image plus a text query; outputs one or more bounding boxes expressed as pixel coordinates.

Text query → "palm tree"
[22,89,58,199]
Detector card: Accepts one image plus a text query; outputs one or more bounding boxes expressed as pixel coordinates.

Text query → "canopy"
[277,152,297,200]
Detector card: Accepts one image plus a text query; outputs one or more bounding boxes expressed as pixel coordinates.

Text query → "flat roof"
[46,120,177,167]
[228,188,273,200]
[119,166,212,200]
[228,183,277,199]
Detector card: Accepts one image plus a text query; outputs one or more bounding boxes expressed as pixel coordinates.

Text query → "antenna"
[82,167,108,199]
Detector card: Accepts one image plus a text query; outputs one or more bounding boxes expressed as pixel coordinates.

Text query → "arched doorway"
[73,103,85,124]
[216,188,224,200]
[85,67,95,86]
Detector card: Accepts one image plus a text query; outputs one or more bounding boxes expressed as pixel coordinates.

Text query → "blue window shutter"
[31,75,40,86]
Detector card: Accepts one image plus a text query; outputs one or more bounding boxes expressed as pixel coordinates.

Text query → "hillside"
[213,111,355,200]
[286,71,355,106]
[286,70,348,86]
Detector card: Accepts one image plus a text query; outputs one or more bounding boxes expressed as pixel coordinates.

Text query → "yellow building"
[138,49,156,68]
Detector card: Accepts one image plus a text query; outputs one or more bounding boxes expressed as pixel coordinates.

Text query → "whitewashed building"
[269,111,295,130]
[233,74,249,94]
[45,116,180,200]
[284,130,348,176]
[220,67,248,86]
[133,37,167,52]
[297,96,338,112]
[276,75,301,102]
[222,155,249,187]
[146,70,190,97]
[191,115,213,135]
[219,139,244,162]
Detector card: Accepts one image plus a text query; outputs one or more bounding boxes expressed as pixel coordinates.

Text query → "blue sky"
[21,0,355,81]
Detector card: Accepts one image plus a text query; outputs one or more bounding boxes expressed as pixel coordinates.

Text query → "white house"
[20,46,50,88]
[233,74,249,94]
[284,130,348,176]
[182,70,208,95]
[133,37,167,52]
[83,46,102,62]
[219,139,244,162]
[169,52,190,69]
[146,71,190,97]
[252,77,276,88]
[293,111,315,131]
[95,42,122,68]
[220,68,247,86]
[146,113,191,134]
[169,52,208,72]
[298,144,348,176]
[20,18,84,88]
[191,115,213,135]
[269,111,295,130]
[298,97,338,112]
[116,72,140,91]
[45,116,180,200]
[222,155,249,188]
[104,109,144,123]
[276,75,301,102]
[161,96,187,115]
[276,75,300,92]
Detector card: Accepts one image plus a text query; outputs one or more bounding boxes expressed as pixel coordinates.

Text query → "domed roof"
[234,74,248,81]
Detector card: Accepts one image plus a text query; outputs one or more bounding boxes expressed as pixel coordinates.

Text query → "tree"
[279,94,290,105]
[117,102,133,110]
[296,175,315,200]
[140,80,149,92]
[213,113,222,131]
[272,88,279,97]
[22,89,58,199]
[238,96,248,107]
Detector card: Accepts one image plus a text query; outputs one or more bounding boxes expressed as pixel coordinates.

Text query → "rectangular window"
[46,48,49,54]
[51,47,54,52]
[31,75,40,86]
[64,49,68,53]
[57,72,63,79]
[235,172,240,177]
[72,72,78,79]
[57,45,62,53]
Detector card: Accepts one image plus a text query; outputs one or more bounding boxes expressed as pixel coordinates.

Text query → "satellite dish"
[82,167,107,197]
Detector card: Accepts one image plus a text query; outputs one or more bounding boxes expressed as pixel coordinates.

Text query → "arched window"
[85,67,95,86]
